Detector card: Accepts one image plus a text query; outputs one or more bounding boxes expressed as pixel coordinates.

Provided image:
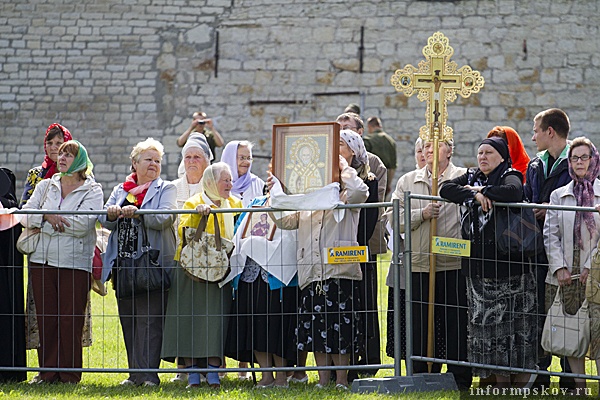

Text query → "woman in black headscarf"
[440,136,537,387]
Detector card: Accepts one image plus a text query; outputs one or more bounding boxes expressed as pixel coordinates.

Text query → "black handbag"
[114,218,171,299]
[494,205,544,257]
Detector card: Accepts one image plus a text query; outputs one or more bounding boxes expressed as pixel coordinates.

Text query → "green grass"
[2,253,411,398]
[5,252,597,398]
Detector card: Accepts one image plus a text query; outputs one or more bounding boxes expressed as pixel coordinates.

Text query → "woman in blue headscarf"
[22,140,103,384]
[220,140,265,207]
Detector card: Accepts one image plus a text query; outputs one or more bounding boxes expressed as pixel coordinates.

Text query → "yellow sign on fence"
[431,236,470,257]
[324,246,369,264]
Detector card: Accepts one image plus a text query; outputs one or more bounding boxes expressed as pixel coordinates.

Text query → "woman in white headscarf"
[169,132,212,384]
[220,140,265,207]
[161,162,242,389]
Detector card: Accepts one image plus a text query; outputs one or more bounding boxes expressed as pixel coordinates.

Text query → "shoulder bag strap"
[138,216,151,250]
[38,179,51,209]
[212,213,222,251]
[193,214,209,241]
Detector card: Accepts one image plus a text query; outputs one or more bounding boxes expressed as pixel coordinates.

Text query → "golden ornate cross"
[389,32,484,374]
[391,31,484,143]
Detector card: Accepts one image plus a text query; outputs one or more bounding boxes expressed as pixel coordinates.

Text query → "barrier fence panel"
[404,192,600,395]
[1,204,399,388]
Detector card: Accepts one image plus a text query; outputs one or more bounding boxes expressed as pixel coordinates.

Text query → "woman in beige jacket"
[269,154,368,389]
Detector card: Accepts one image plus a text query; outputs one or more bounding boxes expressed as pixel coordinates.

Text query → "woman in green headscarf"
[21,140,103,384]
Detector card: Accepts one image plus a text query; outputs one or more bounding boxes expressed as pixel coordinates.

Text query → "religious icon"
[242,208,277,240]
[272,122,340,195]
[400,75,411,86]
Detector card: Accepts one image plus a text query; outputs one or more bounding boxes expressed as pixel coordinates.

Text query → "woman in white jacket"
[22,140,103,384]
[544,136,600,393]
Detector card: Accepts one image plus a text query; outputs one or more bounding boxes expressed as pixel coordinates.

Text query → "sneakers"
[142,380,157,387]
[170,373,186,383]
[120,379,135,386]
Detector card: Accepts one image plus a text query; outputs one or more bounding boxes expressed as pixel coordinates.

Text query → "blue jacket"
[98,177,177,283]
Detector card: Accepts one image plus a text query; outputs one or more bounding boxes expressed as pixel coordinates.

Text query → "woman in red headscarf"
[487,126,530,183]
[18,123,78,383]
[20,123,72,207]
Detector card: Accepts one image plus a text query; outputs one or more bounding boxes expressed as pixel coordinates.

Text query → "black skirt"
[296,278,364,358]
[224,272,298,364]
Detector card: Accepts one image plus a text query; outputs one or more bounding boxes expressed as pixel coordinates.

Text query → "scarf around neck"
[568,142,600,249]
[122,173,152,206]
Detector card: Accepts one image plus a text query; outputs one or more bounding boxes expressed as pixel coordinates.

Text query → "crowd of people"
[1,106,599,393]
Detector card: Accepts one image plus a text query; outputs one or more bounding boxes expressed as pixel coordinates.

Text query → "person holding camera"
[177,111,224,160]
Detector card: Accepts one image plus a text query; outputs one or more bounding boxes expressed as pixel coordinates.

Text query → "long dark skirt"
[0,224,26,382]
[467,272,537,378]
[224,276,298,364]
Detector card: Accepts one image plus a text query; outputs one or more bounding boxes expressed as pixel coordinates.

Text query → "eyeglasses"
[569,154,591,162]
[237,156,253,161]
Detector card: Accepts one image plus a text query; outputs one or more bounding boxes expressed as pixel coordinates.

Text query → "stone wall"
[1,0,599,198]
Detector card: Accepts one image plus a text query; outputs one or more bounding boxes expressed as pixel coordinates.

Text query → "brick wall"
[1,0,599,198]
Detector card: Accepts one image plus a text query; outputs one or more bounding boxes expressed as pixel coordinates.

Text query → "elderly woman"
[268,153,368,389]
[22,140,103,384]
[414,137,426,169]
[99,138,176,387]
[220,140,265,379]
[220,140,265,207]
[169,133,211,384]
[384,138,471,389]
[162,162,241,389]
[440,136,536,387]
[545,137,600,392]
[174,135,211,209]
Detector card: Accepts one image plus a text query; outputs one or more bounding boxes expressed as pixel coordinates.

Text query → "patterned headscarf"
[568,139,600,248]
[42,123,73,178]
[340,129,368,168]
[220,141,253,197]
[60,140,94,177]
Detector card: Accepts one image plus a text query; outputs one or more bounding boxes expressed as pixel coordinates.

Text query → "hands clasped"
[106,205,139,221]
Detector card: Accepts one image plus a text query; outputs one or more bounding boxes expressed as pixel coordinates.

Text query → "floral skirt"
[466,273,537,378]
[296,278,363,357]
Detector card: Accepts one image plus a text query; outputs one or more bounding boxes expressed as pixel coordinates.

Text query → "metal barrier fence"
[404,192,600,392]
[0,203,396,385]
[5,196,598,391]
